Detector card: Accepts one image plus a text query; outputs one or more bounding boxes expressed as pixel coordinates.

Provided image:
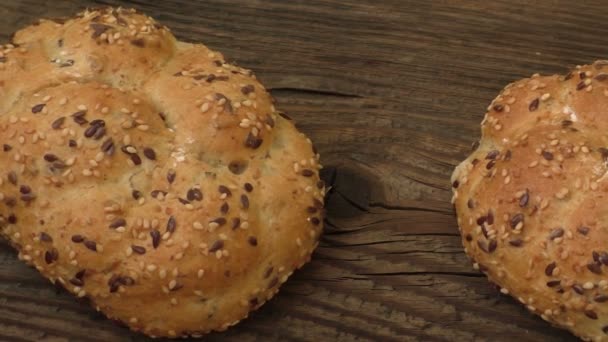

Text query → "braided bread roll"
[452,61,608,341]
[0,7,324,338]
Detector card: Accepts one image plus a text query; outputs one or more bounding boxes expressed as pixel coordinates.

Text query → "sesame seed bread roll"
[0,7,324,338]
[451,61,608,341]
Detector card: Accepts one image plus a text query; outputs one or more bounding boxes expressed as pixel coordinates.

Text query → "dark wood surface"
[2,0,605,341]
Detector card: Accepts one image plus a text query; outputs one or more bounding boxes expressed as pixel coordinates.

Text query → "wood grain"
[2,0,605,340]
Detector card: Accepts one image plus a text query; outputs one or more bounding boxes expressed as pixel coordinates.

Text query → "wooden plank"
[0,0,598,340]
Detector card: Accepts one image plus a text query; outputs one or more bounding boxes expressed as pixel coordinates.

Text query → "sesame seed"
[95,151,105,162]
[555,188,569,199]
[578,226,590,235]
[187,188,203,201]
[588,262,603,275]
[542,151,554,160]
[572,284,585,295]
[123,145,137,154]
[31,104,46,113]
[529,98,540,111]
[167,169,176,184]
[576,81,586,90]
[218,185,232,196]
[585,310,598,320]
[7,171,17,185]
[549,228,565,240]
[130,154,142,165]
[519,190,529,207]
[51,117,66,130]
[143,147,156,160]
[241,194,249,209]
[510,214,524,229]
[132,245,146,255]
[231,218,241,230]
[244,132,262,149]
[84,240,97,252]
[595,295,608,303]
[485,150,500,160]
[44,249,58,264]
[583,282,595,290]
[71,235,85,243]
[268,277,279,289]
[220,202,229,214]
[509,238,523,247]
[70,278,84,287]
[209,240,224,252]
[166,216,176,233]
[210,217,227,227]
[151,190,167,199]
[109,218,126,229]
[545,262,557,276]
[151,230,161,248]
[40,232,53,243]
[241,85,255,95]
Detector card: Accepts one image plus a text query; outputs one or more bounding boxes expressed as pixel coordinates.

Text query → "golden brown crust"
[0,7,324,338]
[452,61,608,341]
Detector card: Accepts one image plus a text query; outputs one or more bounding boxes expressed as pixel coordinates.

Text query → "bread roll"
[0,7,324,338]
[452,61,608,341]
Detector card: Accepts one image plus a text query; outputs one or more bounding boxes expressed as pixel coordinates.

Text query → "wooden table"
[1,0,602,341]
